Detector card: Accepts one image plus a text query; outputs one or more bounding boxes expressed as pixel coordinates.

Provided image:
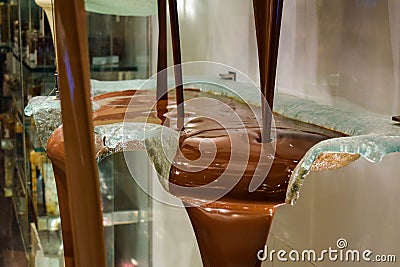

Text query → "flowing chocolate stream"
[156,0,169,123]
[168,0,185,130]
[156,0,185,129]
[52,0,106,266]
[253,0,284,143]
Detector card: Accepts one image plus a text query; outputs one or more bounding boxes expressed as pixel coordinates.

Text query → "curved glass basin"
[25,78,400,206]
[25,76,400,266]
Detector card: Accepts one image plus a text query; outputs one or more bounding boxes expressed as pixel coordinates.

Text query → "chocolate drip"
[169,0,185,130]
[253,0,284,142]
[157,0,168,123]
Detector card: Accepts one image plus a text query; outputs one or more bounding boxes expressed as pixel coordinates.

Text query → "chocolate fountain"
[25,0,400,266]
[49,0,106,266]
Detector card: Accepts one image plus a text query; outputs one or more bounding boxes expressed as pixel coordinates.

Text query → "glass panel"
[84,0,157,16]
[87,12,150,81]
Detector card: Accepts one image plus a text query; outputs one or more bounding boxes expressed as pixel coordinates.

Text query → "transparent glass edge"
[24,80,400,206]
[286,135,400,205]
[84,0,157,17]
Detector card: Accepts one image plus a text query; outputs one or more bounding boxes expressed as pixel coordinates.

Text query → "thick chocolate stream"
[253,0,284,142]
[51,0,106,266]
[168,0,185,129]
[185,201,276,267]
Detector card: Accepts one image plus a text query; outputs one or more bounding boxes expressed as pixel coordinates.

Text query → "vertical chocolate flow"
[168,0,185,130]
[253,0,284,143]
[53,0,106,266]
[156,0,168,123]
[185,202,275,267]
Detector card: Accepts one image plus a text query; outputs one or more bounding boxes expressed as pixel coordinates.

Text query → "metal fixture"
[54,72,60,99]
[219,71,237,81]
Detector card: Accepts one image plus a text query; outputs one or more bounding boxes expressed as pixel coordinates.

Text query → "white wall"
[152,0,259,82]
[278,0,400,116]
[153,0,400,116]
[264,153,400,267]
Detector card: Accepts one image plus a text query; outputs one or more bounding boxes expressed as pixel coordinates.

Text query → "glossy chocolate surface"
[49,88,342,267]
[168,95,342,267]
[52,0,106,266]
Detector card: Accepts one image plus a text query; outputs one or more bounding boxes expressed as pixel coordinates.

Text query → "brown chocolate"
[166,1,339,265]
[168,0,185,129]
[48,1,327,265]
[186,201,276,267]
[169,98,342,267]
[52,0,106,265]
[253,0,284,142]
[48,88,342,266]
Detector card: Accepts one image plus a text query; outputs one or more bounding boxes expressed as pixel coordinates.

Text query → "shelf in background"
[90,65,138,72]
[13,51,138,73]
[11,194,30,262]
[15,159,26,197]
[103,209,150,226]
[0,42,11,53]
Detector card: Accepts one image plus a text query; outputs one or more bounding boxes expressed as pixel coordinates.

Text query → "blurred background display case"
[0,0,154,266]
